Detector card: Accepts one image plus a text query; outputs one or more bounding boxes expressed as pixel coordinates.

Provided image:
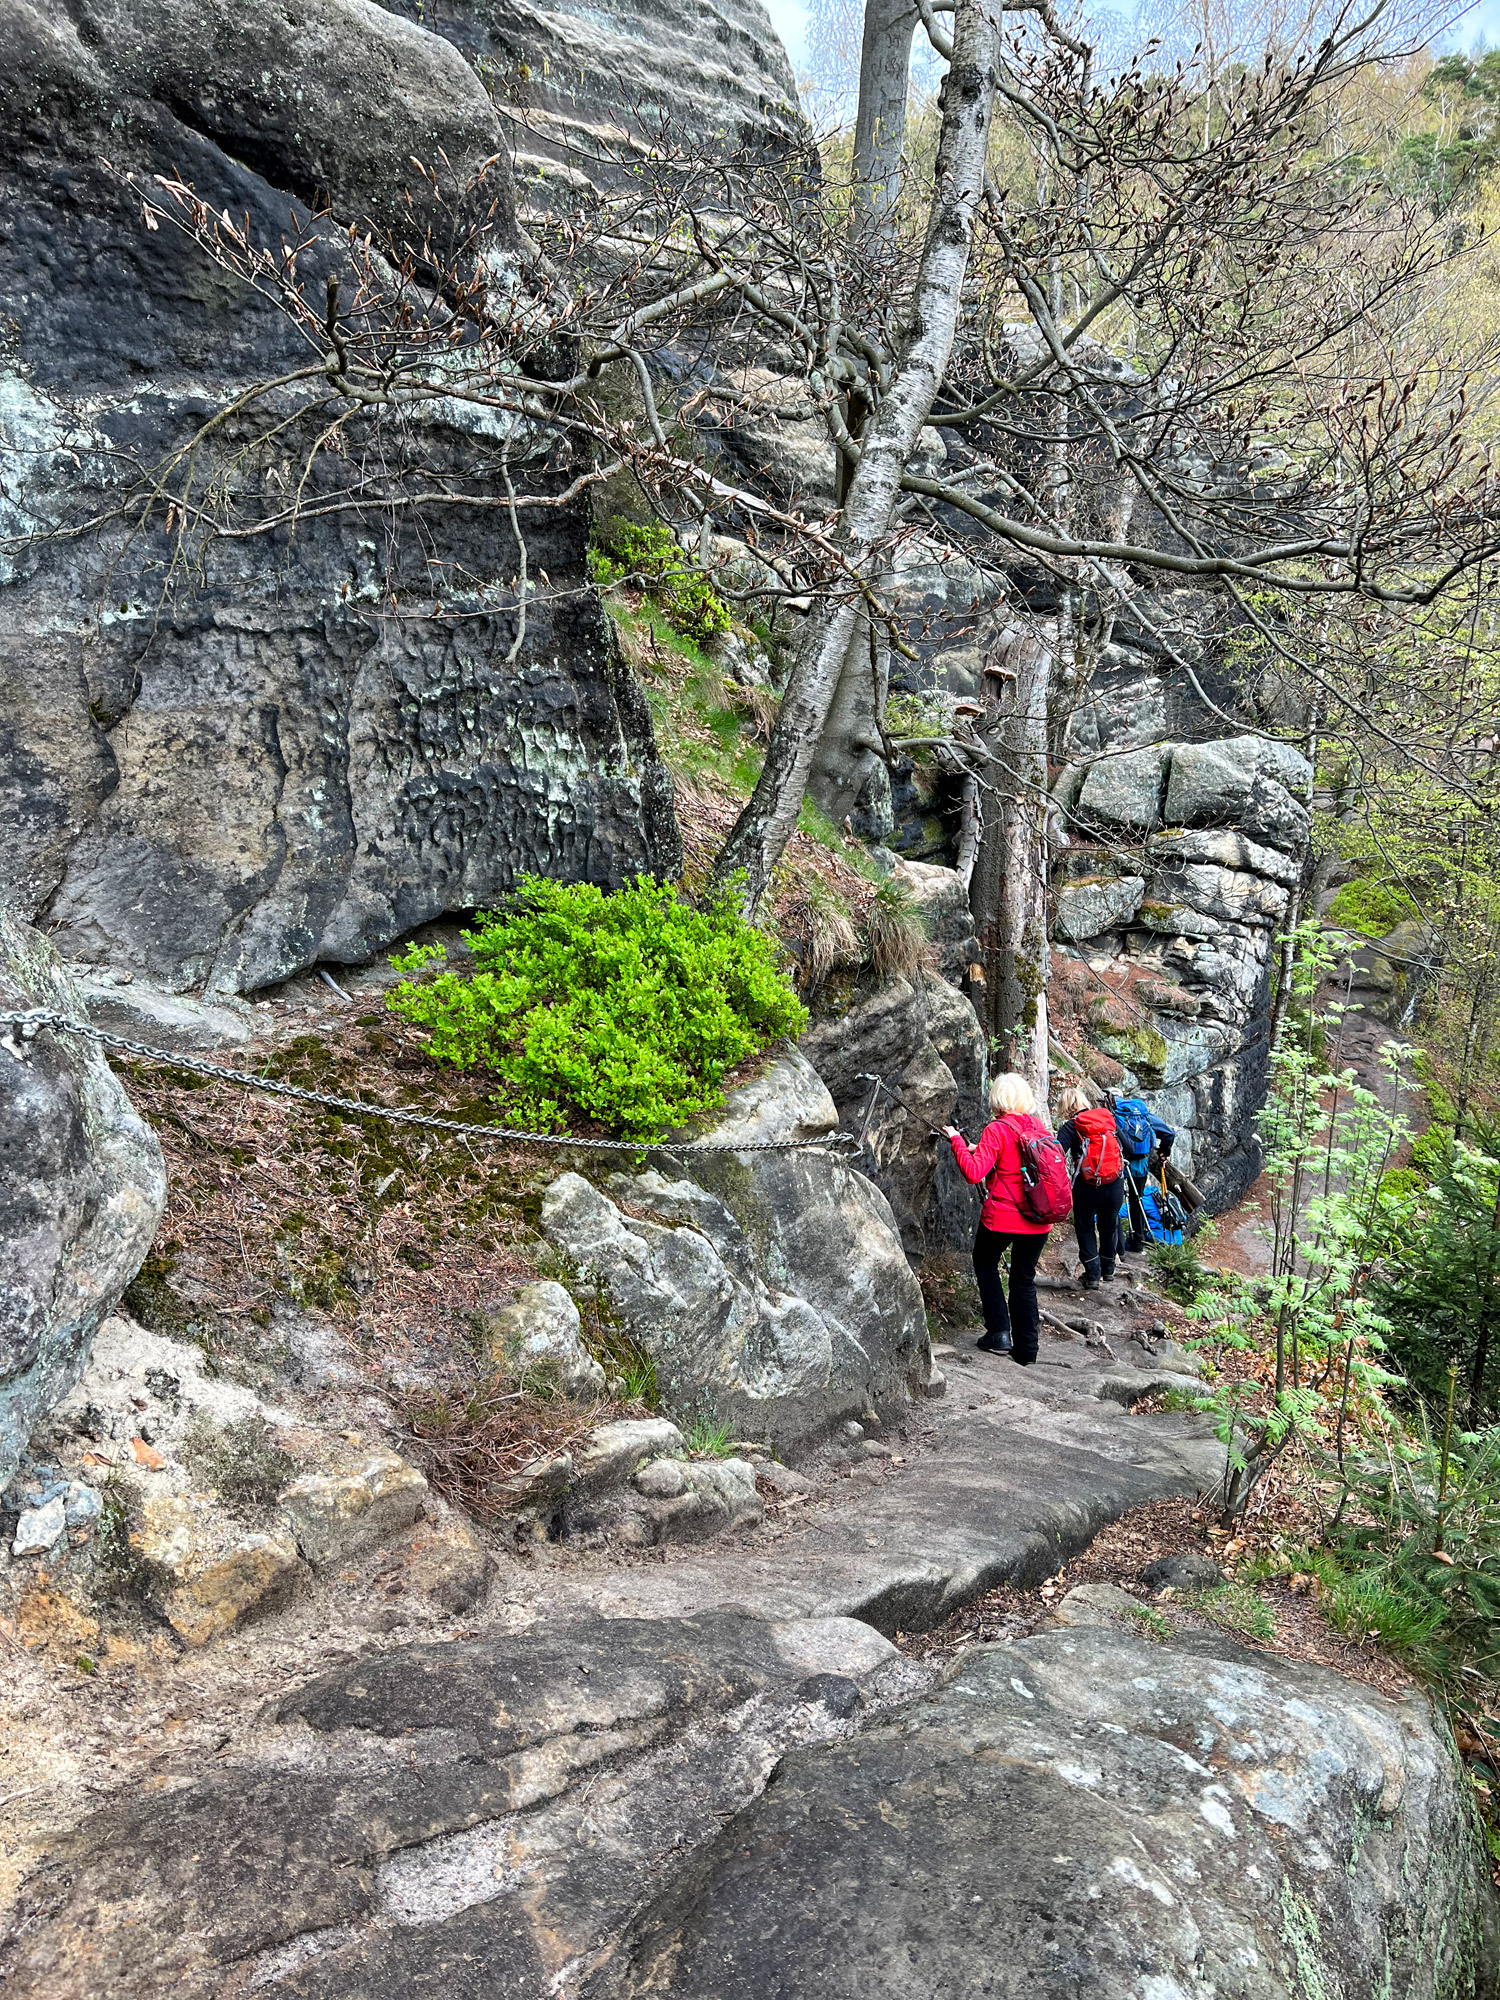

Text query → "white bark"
[714,0,1000,911]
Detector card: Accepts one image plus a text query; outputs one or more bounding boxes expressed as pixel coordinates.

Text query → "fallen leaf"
[130,1438,165,1470]
[1433,1550,1456,1566]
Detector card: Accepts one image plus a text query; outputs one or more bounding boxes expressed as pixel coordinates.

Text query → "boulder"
[1139,1551,1225,1591]
[278,1450,429,1570]
[0,909,166,1490]
[1075,745,1169,831]
[1054,874,1146,943]
[540,1057,930,1449]
[129,1490,302,1648]
[800,971,987,1254]
[1164,734,1312,835]
[592,1625,1498,2000]
[478,1281,606,1402]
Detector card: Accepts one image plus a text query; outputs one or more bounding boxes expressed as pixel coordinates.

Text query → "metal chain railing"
[0,1008,858,1159]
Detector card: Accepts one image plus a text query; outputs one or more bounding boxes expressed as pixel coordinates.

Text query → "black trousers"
[972,1226,1047,1365]
[1072,1176,1124,1280]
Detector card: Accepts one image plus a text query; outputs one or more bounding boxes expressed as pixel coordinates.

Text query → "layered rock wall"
[0,0,679,996]
[1051,730,1313,1206]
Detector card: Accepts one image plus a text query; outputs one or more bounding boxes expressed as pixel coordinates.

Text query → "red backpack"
[1002,1116,1075,1225]
[1073,1106,1123,1185]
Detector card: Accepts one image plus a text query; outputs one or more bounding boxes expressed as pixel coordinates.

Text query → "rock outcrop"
[800,959,987,1255]
[0,908,165,1490]
[6,1596,1490,2000]
[1050,732,1314,1205]
[384,0,802,181]
[591,1622,1496,2000]
[540,1053,932,1448]
[0,0,678,996]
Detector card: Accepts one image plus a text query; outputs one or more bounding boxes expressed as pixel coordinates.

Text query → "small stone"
[62,1482,103,1528]
[840,1420,864,1441]
[383,1507,493,1614]
[920,1364,948,1400]
[860,1439,895,1460]
[633,1457,689,1499]
[1139,1553,1225,1593]
[12,1495,67,1557]
[754,1462,814,1497]
[132,1492,301,1647]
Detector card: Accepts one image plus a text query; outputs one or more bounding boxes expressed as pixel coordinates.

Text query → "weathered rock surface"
[480,1280,607,1402]
[587,1624,1495,2000]
[388,0,802,187]
[6,1313,437,1646]
[0,909,165,1489]
[1,1609,916,1998]
[1051,733,1314,1204]
[799,967,987,1254]
[0,0,679,996]
[540,1055,930,1448]
[278,1450,429,1569]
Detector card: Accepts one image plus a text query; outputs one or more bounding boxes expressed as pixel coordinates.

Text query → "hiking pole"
[855,1073,947,1138]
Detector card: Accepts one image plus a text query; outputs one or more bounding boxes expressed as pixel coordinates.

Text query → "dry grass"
[401,1377,601,1520]
[118,1015,562,1397]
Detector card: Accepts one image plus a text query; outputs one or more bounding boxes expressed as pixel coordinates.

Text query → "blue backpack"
[1119,1179,1188,1247]
[1113,1097,1154,1164]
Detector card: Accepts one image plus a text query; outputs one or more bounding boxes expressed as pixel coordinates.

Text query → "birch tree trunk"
[712,0,999,913]
[970,617,1054,1108]
[852,0,921,232]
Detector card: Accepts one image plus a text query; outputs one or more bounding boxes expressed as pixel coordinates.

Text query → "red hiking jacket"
[950,1114,1054,1235]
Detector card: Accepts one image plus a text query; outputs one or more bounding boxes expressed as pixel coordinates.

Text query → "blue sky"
[764,0,1500,77]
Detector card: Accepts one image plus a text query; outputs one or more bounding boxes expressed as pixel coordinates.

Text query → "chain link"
[0,1008,857,1159]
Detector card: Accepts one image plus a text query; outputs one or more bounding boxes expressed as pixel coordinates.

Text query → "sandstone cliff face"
[378,0,802,174]
[0,0,678,995]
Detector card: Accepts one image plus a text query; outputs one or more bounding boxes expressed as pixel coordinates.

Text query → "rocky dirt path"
[2,1279,1491,1999]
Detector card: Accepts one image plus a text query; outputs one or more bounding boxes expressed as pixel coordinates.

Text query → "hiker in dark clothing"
[1109,1092,1176,1254]
[943,1072,1053,1364]
[1055,1084,1124,1291]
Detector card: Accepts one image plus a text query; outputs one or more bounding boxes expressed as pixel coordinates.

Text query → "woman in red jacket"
[943,1072,1053,1363]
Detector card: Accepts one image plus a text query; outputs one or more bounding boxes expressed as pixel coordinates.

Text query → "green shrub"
[1149,1236,1210,1305]
[590,521,730,646]
[1328,876,1419,938]
[388,876,807,1139]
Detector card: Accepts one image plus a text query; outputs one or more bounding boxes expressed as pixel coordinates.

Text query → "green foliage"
[1183,924,1410,1518]
[1149,1234,1211,1305]
[1125,1601,1172,1642]
[686,1415,737,1458]
[1328,875,1419,939]
[1187,1581,1277,1642]
[589,520,730,646]
[865,875,928,983]
[388,876,806,1139]
[1372,1127,1500,1421]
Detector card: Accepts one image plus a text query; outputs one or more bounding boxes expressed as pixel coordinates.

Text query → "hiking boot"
[975,1331,1013,1356]
[1100,1266,1116,1283]
[1080,1272,1101,1292]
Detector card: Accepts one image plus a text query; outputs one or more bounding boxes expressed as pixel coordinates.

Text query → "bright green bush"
[589,521,730,647]
[387,876,806,1139]
[1328,875,1418,938]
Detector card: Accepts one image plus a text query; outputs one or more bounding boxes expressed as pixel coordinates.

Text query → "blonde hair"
[1057,1084,1094,1121]
[988,1072,1036,1117]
